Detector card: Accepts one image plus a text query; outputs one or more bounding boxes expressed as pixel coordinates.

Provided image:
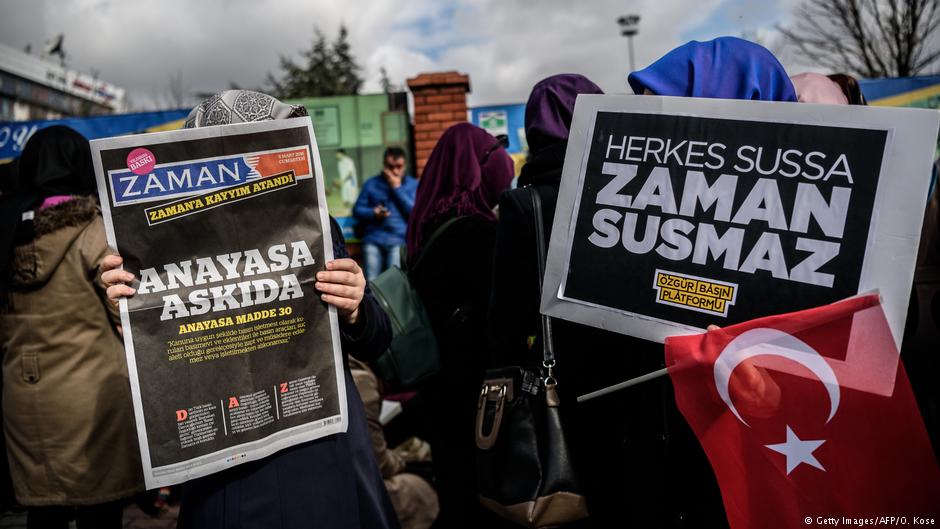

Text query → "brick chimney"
[407,71,471,176]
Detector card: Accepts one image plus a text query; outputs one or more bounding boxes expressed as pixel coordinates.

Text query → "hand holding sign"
[315,258,365,325]
[101,254,136,305]
[707,325,782,419]
[102,253,366,325]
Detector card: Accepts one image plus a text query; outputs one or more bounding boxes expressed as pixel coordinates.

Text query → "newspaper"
[92,117,347,488]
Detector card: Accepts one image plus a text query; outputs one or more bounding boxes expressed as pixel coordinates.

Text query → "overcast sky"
[0,0,806,111]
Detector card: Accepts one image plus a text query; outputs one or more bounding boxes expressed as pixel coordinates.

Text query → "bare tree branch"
[782,0,940,77]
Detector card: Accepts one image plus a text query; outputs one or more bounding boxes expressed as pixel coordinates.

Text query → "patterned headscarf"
[184,90,308,129]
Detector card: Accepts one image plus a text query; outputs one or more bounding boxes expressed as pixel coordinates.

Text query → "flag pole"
[577,367,670,403]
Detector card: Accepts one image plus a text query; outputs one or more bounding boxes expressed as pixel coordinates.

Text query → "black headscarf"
[12,125,96,195]
[0,126,96,304]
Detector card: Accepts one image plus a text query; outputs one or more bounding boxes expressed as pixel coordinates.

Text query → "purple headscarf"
[406,123,514,260]
[628,37,797,102]
[525,74,604,154]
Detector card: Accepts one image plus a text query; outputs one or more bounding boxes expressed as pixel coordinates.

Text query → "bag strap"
[528,187,556,375]
[408,216,462,272]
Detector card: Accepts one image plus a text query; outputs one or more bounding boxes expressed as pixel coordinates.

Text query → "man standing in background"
[353,147,417,279]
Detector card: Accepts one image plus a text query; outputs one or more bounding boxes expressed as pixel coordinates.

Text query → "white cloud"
[0,0,799,111]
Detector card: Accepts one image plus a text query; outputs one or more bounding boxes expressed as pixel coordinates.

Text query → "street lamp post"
[617,14,641,72]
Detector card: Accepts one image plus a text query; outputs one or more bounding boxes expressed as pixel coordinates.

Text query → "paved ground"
[0,503,178,529]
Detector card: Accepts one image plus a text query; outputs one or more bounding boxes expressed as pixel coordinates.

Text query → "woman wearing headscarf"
[405,123,514,527]
[0,126,143,529]
[100,91,399,529]
[490,38,798,527]
[787,71,940,453]
[490,72,718,527]
[626,37,796,526]
[488,73,686,527]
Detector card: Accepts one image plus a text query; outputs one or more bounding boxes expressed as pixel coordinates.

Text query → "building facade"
[0,42,125,122]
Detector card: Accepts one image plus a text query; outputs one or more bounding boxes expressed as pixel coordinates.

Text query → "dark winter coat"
[410,213,499,526]
[487,142,728,528]
[177,219,401,529]
[902,186,940,459]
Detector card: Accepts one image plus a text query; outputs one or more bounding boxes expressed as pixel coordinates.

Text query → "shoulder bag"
[475,187,589,528]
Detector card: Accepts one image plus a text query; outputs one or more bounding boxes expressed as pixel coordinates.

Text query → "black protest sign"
[93,118,346,488]
[542,96,939,345]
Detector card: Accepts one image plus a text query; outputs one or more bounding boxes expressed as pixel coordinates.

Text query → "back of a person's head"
[628,36,796,102]
[16,125,96,197]
[406,122,514,262]
[524,73,604,154]
[383,146,407,161]
[827,73,867,105]
[790,72,848,104]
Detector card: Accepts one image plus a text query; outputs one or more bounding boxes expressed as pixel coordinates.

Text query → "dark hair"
[827,74,867,105]
[337,148,346,155]
[383,146,407,160]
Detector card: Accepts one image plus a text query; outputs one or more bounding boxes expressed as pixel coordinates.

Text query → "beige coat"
[0,196,143,506]
[349,357,439,529]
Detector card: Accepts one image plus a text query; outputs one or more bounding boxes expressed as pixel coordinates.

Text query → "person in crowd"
[0,126,143,529]
[406,123,514,526]
[353,147,417,280]
[903,179,940,461]
[791,71,939,457]
[627,36,796,522]
[489,38,797,528]
[0,157,16,195]
[790,72,849,104]
[348,357,439,529]
[100,90,400,529]
[627,37,797,101]
[788,71,938,443]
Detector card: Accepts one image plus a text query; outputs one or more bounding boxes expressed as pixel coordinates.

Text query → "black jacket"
[412,213,496,373]
[488,142,727,528]
[410,213,502,527]
[178,219,399,529]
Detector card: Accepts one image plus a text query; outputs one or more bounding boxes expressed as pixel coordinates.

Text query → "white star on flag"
[765,426,826,475]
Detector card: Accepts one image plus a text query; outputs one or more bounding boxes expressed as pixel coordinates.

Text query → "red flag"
[665,294,940,528]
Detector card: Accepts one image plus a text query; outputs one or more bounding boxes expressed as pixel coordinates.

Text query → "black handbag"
[475,187,588,528]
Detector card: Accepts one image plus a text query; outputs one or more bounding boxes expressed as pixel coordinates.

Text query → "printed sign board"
[541,95,939,347]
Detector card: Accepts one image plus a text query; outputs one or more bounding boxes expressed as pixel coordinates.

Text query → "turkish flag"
[665,294,940,528]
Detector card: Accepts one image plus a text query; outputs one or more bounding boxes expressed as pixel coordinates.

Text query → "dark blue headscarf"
[628,37,797,102]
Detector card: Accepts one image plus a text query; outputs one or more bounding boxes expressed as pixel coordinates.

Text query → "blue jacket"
[352,174,417,246]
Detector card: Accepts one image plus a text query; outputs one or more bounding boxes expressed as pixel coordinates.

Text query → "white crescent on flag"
[713,328,841,427]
